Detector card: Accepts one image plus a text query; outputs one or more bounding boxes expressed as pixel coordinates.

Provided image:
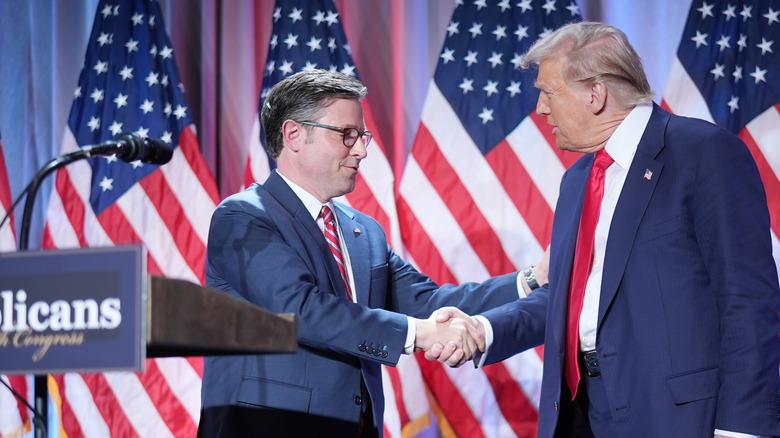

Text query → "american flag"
[0,131,32,438]
[41,0,219,436]
[661,0,780,272]
[0,374,31,438]
[397,0,580,436]
[241,3,421,436]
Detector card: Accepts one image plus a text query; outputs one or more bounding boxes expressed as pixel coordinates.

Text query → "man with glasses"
[197,69,547,437]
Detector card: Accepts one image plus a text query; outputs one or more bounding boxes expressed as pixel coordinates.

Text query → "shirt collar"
[604,103,653,171]
[276,170,332,221]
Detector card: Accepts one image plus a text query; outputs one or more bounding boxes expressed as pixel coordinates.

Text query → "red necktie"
[565,148,613,399]
[320,205,354,302]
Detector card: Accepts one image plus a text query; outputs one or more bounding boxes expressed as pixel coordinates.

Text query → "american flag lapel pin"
[644,169,653,181]
[353,228,361,236]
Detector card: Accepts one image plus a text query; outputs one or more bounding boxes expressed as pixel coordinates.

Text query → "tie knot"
[593,148,613,171]
[320,205,334,223]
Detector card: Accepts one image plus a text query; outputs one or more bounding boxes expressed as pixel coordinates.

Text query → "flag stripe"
[53,375,89,438]
[0,375,30,438]
[381,367,405,438]
[50,163,92,248]
[155,357,203,420]
[482,364,538,436]
[411,123,515,276]
[172,127,221,206]
[135,360,198,437]
[444,364,514,437]
[396,195,458,285]
[399,155,487,283]
[420,85,538,272]
[137,169,205,282]
[485,140,554,247]
[102,372,173,438]
[185,356,204,379]
[79,374,136,438]
[416,356,485,438]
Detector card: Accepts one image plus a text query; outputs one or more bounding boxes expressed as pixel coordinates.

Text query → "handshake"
[412,307,484,368]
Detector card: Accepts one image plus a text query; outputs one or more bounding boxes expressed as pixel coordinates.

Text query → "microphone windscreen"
[140,138,173,165]
[114,134,173,164]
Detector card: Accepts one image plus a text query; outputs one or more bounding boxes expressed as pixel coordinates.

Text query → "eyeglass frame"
[297,121,373,148]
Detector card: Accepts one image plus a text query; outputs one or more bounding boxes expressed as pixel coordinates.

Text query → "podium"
[0,247,298,373]
[146,275,297,357]
[0,246,298,438]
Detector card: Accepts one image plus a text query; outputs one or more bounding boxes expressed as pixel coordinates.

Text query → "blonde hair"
[522,22,654,107]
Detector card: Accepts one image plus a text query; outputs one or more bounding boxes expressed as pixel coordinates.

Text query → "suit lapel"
[598,105,668,324]
[263,172,346,298]
[550,159,592,347]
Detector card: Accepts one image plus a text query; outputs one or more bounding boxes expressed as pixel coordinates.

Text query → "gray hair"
[261,69,367,159]
[521,21,654,107]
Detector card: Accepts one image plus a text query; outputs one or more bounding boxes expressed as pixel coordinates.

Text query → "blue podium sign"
[0,245,146,374]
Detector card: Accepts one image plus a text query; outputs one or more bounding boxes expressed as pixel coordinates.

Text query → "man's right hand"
[413,307,485,367]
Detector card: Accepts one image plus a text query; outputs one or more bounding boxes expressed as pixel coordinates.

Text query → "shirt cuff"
[714,429,765,438]
[404,316,415,354]
[516,272,528,298]
[472,315,493,368]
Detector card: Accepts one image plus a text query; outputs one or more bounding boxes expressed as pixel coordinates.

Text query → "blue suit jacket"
[483,105,780,437]
[201,171,520,434]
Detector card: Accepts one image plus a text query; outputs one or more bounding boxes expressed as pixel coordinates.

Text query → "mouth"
[343,163,360,173]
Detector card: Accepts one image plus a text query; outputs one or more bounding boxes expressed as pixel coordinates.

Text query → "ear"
[281,119,303,152]
[589,82,608,114]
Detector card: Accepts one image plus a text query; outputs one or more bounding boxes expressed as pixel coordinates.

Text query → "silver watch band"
[523,265,540,290]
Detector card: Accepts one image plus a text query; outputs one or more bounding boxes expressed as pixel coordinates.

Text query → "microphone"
[84,133,173,165]
[8,133,174,250]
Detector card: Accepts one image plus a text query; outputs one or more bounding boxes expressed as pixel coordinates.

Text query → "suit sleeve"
[383,244,523,319]
[205,198,409,366]
[693,129,780,432]
[479,287,549,364]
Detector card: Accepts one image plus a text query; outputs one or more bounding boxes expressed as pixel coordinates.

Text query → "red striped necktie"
[320,205,354,302]
[565,148,613,399]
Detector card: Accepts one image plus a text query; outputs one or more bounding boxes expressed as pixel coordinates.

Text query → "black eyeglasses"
[298,121,373,148]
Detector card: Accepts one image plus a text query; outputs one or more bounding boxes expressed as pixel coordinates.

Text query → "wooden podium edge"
[146,275,297,357]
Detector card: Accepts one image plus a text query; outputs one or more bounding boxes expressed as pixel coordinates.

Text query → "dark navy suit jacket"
[201,171,520,435]
[482,105,780,437]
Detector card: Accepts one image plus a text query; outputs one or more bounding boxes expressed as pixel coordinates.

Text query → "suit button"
[366,347,374,354]
[354,396,362,405]
[380,351,388,358]
[358,344,366,352]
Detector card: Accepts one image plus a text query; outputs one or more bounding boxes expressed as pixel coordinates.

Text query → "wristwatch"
[522,265,540,290]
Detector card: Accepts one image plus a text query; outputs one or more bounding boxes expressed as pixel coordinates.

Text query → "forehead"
[318,97,364,123]
[534,57,566,89]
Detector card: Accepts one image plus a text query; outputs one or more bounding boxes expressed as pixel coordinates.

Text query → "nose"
[536,94,550,116]
[351,137,368,159]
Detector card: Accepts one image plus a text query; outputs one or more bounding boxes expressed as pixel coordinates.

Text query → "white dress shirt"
[577,103,651,351]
